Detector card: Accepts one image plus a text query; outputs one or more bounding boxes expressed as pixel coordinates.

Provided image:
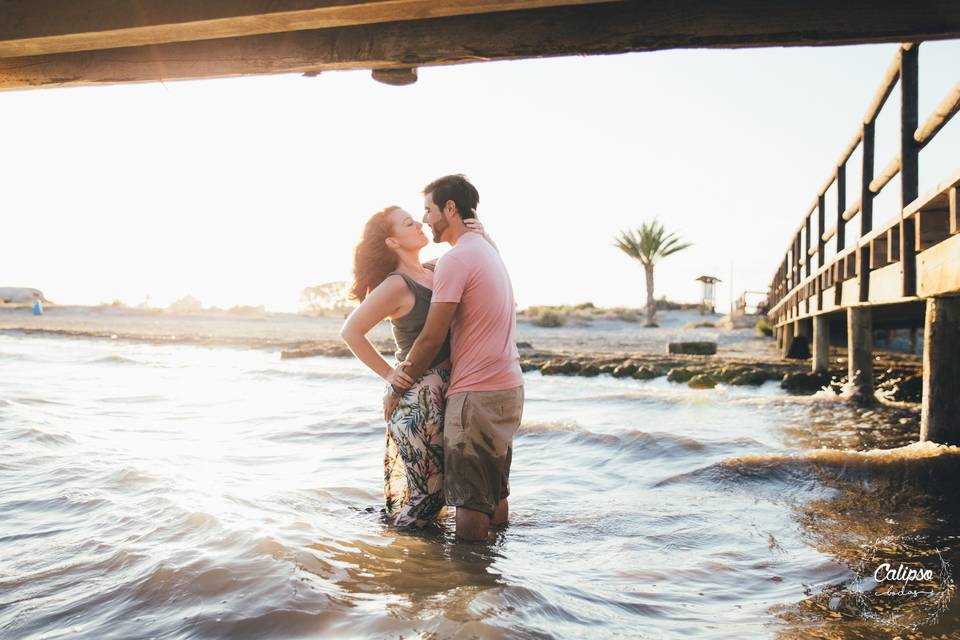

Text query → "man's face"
[423,192,449,243]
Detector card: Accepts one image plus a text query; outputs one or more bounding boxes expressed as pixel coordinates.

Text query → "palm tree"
[614,220,692,327]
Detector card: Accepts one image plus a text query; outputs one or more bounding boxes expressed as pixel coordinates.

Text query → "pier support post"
[813,315,830,373]
[847,306,873,399]
[920,297,960,444]
[781,322,794,358]
[788,318,812,359]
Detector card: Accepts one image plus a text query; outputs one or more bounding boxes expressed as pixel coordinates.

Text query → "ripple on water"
[5,426,76,446]
[518,420,770,465]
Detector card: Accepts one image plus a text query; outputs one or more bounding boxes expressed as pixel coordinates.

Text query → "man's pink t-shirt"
[431,232,523,395]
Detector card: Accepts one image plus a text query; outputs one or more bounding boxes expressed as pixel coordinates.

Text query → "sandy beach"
[0,304,775,357]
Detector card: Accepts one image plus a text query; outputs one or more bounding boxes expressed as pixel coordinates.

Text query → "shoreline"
[0,304,924,402]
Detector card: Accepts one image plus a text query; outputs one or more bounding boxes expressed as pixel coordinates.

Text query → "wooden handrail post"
[900,42,919,297]
[836,164,846,253]
[859,121,875,302]
[817,193,826,268]
[861,121,875,236]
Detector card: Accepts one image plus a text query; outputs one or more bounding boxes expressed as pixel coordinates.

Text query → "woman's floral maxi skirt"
[384,366,449,528]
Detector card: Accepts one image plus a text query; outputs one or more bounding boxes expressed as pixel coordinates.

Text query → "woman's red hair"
[349,206,401,302]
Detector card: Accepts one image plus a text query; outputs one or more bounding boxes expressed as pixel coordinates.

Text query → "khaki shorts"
[443,386,525,517]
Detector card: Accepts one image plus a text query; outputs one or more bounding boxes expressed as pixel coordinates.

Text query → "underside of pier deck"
[1,0,960,90]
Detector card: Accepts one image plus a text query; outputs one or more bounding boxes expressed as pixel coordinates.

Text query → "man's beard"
[430,217,448,243]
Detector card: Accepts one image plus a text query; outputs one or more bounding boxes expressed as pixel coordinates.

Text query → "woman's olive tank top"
[388,269,451,368]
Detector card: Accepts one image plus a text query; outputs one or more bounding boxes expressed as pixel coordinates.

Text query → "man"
[387,174,524,542]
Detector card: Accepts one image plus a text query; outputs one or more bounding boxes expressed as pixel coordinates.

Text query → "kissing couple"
[340,174,525,541]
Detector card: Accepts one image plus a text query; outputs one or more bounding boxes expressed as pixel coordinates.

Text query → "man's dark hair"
[423,174,478,220]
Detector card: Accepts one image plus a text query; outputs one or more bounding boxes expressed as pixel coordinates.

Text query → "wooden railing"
[767,42,960,325]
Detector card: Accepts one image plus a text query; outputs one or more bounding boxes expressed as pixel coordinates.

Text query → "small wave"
[246,368,366,382]
[7,426,76,446]
[88,354,142,365]
[519,420,709,460]
[657,441,960,494]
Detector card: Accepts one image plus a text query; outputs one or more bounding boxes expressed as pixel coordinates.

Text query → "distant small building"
[695,275,721,314]
[0,287,49,304]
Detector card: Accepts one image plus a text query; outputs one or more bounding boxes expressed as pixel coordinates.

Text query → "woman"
[339,205,490,529]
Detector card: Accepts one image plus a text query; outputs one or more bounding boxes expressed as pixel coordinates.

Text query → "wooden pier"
[767,43,960,443]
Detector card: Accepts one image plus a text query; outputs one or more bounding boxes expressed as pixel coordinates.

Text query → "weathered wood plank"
[2,1,960,90]
[0,0,618,57]
[867,262,903,304]
[951,187,958,235]
[916,232,960,298]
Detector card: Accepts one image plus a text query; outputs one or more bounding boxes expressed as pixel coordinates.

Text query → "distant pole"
[729,262,734,315]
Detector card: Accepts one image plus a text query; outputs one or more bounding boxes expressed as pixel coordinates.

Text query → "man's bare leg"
[491,498,509,527]
[455,506,491,541]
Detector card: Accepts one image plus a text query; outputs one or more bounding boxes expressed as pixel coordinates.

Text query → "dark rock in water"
[667,341,717,355]
[612,362,638,378]
[516,342,533,350]
[785,336,811,359]
[633,366,660,380]
[780,371,831,393]
[599,364,618,374]
[667,367,696,383]
[688,373,717,389]
[729,369,770,386]
[878,374,923,403]
[580,364,601,377]
[281,344,354,359]
[540,360,581,376]
[714,366,747,383]
[520,360,540,373]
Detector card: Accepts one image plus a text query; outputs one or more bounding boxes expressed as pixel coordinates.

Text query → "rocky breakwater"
[522,347,923,402]
[280,339,923,403]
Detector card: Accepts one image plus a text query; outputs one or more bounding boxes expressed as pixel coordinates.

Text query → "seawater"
[2,333,959,639]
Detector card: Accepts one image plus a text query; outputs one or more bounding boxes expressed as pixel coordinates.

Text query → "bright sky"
[2,40,958,312]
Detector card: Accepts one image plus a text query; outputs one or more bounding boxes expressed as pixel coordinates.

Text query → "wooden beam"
[869,154,900,194]
[847,306,874,399]
[916,232,960,298]
[0,0,617,57]
[915,80,960,149]
[861,120,875,235]
[2,1,960,90]
[863,46,902,124]
[900,43,919,297]
[951,186,958,235]
[841,197,861,222]
[920,297,960,445]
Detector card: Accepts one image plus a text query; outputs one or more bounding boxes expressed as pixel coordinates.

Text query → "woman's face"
[386,208,429,253]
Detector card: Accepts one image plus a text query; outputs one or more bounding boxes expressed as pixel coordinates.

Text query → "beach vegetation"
[300,281,354,316]
[613,221,692,327]
[755,318,774,337]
